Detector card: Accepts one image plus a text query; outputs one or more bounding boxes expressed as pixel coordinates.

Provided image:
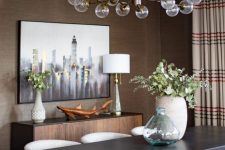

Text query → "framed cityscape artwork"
[18,21,110,104]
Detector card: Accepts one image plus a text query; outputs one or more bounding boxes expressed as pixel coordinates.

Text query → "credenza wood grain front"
[11,113,142,150]
[34,124,65,140]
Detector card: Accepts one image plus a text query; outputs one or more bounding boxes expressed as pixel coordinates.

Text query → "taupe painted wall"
[160,10,193,126]
[0,0,193,149]
[0,0,162,149]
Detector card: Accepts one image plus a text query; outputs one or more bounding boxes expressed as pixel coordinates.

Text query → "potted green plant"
[130,59,207,139]
[26,70,51,123]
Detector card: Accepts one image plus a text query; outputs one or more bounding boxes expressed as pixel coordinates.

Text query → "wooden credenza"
[11,112,142,150]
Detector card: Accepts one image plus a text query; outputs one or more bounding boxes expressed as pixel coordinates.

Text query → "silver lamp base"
[111,81,122,116]
[115,111,121,116]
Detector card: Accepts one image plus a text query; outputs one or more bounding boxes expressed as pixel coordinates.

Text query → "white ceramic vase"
[32,90,46,123]
[155,96,187,139]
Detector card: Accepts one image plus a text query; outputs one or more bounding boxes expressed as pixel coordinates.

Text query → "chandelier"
[68,0,202,19]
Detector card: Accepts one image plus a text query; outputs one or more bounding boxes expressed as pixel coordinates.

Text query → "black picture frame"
[18,20,110,104]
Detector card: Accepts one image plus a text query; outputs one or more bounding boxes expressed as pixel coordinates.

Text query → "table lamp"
[103,54,130,116]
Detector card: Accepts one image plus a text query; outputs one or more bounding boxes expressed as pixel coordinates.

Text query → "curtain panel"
[193,0,225,126]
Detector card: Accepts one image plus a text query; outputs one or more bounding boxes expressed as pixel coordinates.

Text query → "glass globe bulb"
[115,2,130,16]
[186,0,202,5]
[135,5,149,19]
[166,5,180,17]
[68,0,75,5]
[179,0,193,14]
[161,0,176,10]
[74,0,89,12]
[108,0,119,6]
[95,4,109,18]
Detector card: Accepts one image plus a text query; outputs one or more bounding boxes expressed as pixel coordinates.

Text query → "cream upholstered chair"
[24,140,81,150]
[81,132,131,143]
[131,126,144,136]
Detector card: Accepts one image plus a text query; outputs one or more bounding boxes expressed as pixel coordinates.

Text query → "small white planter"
[155,96,187,139]
[32,90,46,123]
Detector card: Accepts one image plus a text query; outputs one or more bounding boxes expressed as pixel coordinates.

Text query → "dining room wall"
[160,10,193,126]
[0,0,192,149]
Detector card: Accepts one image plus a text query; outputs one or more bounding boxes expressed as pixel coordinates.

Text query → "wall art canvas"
[19,21,110,103]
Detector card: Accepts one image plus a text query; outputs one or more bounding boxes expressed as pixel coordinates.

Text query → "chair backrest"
[24,140,81,150]
[81,132,131,143]
[131,126,144,136]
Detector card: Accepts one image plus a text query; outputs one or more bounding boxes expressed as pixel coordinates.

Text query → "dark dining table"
[50,127,225,150]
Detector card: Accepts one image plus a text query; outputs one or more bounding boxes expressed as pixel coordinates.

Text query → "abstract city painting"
[18,21,110,103]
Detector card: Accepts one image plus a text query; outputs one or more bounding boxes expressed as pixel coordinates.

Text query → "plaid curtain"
[193,0,225,126]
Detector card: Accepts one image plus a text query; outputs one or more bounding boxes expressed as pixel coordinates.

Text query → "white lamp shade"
[103,54,130,73]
